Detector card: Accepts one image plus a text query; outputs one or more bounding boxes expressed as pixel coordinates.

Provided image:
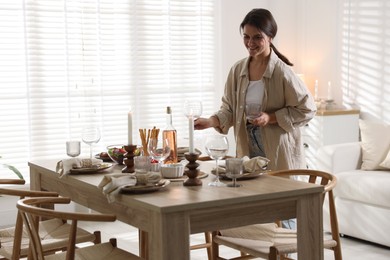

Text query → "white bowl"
[160,163,185,178]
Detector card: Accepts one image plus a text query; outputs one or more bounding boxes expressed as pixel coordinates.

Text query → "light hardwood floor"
[79,220,390,260]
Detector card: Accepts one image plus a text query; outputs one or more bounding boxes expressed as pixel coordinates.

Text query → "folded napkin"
[98,172,162,203]
[56,158,103,178]
[242,156,270,173]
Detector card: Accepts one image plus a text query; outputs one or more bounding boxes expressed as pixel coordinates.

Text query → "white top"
[246,80,265,106]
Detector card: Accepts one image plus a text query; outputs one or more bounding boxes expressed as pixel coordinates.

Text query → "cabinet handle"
[303,143,309,148]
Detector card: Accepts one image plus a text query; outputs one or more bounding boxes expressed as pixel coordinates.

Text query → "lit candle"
[314,79,319,100]
[128,110,133,144]
[188,114,194,153]
[327,81,332,100]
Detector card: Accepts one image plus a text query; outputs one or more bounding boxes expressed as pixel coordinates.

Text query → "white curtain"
[0,0,217,180]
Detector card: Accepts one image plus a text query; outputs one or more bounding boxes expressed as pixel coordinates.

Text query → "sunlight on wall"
[340,0,390,123]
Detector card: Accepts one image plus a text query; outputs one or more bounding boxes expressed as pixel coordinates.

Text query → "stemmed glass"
[81,125,101,160]
[148,137,171,170]
[183,100,203,119]
[205,135,229,187]
[225,158,244,187]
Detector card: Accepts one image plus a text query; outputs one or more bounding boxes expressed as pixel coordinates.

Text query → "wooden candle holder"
[183,152,202,186]
[122,144,137,173]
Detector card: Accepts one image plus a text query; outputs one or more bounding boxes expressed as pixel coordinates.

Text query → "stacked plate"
[177,147,202,161]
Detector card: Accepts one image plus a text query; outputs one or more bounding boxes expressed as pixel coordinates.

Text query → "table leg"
[297,193,323,260]
[139,230,148,259]
[148,212,190,260]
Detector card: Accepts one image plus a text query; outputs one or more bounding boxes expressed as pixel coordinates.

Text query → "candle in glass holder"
[128,111,133,144]
[314,79,319,100]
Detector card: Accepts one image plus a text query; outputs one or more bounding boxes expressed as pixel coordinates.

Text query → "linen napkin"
[242,156,270,173]
[56,158,103,178]
[98,172,162,203]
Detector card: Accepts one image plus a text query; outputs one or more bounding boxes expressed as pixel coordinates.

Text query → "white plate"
[69,163,112,174]
[164,171,209,182]
[211,168,266,180]
[120,179,170,194]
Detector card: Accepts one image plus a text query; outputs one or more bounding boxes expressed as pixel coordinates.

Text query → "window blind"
[0,0,216,180]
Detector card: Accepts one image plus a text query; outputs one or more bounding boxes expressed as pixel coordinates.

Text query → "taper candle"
[314,79,319,100]
[188,114,194,153]
[327,81,332,100]
[128,110,133,144]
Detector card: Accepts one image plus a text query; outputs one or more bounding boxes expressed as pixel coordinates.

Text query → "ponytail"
[270,43,293,66]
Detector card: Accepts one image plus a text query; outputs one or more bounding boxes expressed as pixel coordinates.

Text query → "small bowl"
[160,163,185,178]
[107,145,126,165]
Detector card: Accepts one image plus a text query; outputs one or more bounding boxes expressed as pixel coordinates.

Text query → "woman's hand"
[252,112,276,126]
[194,116,219,130]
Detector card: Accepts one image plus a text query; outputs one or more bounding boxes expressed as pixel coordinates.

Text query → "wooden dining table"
[29,159,324,260]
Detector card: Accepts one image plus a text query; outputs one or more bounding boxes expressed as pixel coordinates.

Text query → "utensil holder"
[122,144,137,173]
[183,152,202,186]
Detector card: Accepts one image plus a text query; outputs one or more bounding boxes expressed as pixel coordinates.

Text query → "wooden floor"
[78,219,390,260]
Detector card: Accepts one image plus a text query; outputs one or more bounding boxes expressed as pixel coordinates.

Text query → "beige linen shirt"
[214,50,317,170]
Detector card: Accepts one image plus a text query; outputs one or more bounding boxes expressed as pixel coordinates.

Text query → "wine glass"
[205,135,229,187]
[81,125,101,160]
[66,141,81,157]
[183,100,203,119]
[225,158,244,187]
[148,137,171,170]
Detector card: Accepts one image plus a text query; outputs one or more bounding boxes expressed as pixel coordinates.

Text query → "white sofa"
[316,142,390,247]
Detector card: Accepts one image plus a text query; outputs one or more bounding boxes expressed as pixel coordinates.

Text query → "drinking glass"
[134,155,151,173]
[225,158,244,187]
[148,137,171,171]
[205,135,229,187]
[66,141,81,157]
[245,103,262,123]
[81,125,101,160]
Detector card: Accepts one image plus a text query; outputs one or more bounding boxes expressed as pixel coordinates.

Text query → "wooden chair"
[139,229,213,259]
[211,169,343,260]
[0,179,101,260]
[17,196,141,260]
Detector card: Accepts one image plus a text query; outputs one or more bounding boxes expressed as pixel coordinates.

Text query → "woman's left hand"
[252,112,276,126]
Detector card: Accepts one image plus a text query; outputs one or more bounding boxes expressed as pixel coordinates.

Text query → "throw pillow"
[380,149,390,169]
[359,120,390,170]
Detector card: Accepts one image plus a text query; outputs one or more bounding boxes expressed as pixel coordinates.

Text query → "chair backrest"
[268,169,337,202]
[268,169,342,259]
[0,179,26,185]
[0,179,59,260]
[17,197,117,260]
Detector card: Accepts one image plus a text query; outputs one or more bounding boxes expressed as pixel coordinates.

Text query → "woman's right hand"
[194,116,219,130]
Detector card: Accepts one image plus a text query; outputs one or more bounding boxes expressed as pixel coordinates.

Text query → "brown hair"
[240,8,293,66]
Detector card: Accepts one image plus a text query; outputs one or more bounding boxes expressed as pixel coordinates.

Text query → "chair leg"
[269,246,278,260]
[211,231,220,260]
[109,238,117,247]
[333,244,343,260]
[93,231,101,244]
[204,231,213,260]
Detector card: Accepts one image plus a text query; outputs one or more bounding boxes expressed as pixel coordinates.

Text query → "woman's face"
[242,24,271,58]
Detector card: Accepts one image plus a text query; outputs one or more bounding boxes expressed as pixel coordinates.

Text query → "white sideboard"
[301,109,360,169]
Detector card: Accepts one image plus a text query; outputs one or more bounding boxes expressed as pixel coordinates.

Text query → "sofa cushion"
[333,170,390,208]
[359,120,390,170]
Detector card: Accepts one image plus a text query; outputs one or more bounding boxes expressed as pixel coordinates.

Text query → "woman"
[194,8,316,171]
